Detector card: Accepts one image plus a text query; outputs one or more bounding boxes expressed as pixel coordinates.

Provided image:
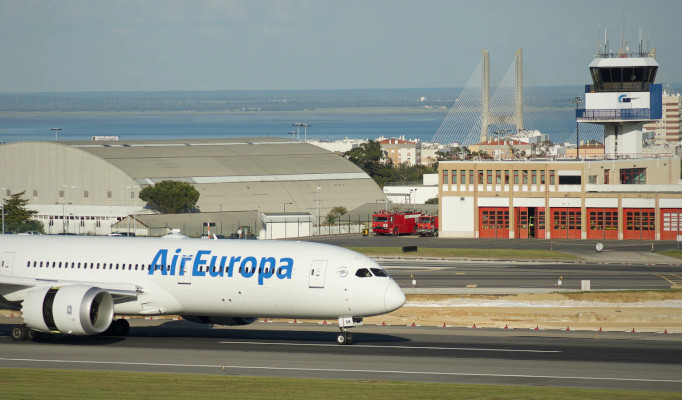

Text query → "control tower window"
[590,66,657,92]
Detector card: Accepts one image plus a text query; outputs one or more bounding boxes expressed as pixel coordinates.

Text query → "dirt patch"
[365,292,682,332]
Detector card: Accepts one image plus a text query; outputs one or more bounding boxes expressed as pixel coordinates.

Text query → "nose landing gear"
[337,330,354,345]
[337,316,362,345]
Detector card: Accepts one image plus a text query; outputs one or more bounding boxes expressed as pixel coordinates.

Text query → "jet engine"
[20,285,114,335]
[181,315,257,326]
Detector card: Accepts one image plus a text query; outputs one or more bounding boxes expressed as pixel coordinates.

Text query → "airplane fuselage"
[0,235,405,332]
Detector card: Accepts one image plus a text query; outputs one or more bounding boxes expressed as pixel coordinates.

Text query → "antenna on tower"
[647,28,650,54]
[621,8,626,53]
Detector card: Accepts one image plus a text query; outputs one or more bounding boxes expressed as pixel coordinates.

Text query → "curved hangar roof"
[0,137,385,214]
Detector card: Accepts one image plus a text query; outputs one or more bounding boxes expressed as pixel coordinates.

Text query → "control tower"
[577,33,662,157]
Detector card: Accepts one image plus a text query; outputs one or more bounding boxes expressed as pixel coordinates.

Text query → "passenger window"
[355,268,372,278]
[371,268,388,277]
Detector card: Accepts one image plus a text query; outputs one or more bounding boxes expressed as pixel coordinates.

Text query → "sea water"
[0,109,588,145]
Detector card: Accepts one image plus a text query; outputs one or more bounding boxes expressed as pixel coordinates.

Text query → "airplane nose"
[384,281,406,312]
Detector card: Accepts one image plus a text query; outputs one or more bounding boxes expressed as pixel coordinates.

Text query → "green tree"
[392,163,437,185]
[344,140,439,187]
[2,191,44,233]
[343,140,393,186]
[138,180,200,214]
[326,206,348,224]
[425,197,439,204]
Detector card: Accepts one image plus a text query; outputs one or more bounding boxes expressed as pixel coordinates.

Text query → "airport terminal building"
[0,138,385,236]
[438,158,682,240]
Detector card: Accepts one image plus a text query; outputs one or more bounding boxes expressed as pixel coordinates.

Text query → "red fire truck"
[371,210,421,236]
[415,215,439,237]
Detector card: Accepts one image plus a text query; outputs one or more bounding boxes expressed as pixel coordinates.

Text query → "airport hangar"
[0,137,386,237]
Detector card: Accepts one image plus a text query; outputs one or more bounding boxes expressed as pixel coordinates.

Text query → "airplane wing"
[0,276,140,302]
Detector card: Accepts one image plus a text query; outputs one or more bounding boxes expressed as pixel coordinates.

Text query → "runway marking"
[1,357,681,384]
[215,341,560,353]
[465,284,478,288]
[383,266,449,272]
[655,274,682,288]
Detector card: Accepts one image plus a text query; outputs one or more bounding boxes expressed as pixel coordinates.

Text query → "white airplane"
[0,233,405,345]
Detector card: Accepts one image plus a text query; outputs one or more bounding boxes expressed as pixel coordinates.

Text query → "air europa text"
[149,249,293,285]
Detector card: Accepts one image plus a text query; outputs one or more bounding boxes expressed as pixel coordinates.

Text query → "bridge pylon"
[481,48,524,142]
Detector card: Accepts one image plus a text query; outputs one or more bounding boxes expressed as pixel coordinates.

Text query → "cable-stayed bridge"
[431,49,604,146]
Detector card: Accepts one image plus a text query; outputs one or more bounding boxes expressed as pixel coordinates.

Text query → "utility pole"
[570,97,583,159]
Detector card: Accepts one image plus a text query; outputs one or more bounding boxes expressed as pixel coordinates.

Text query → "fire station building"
[438,158,682,240]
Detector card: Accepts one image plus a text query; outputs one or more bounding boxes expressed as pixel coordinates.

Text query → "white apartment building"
[643,91,682,144]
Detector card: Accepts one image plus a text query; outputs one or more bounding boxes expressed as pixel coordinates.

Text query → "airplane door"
[177,262,192,284]
[309,260,327,288]
[0,252,15,277]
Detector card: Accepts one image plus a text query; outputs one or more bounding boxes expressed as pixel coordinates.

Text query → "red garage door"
[587,208,619,240]
[550,208,581,239]
[623,209,655,240]
[479,207,509,238]
[660,209,682,241]
[515,207,545,239]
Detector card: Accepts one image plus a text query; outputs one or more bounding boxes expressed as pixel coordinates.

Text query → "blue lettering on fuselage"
[149,249,293,285]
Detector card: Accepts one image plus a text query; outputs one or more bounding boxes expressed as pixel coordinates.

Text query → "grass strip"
[1,368,679,400]
[660,250,682,259]
[349,247,579,260]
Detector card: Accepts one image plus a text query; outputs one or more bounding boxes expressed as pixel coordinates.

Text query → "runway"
[380,259,682,291]
[1,317,681,391]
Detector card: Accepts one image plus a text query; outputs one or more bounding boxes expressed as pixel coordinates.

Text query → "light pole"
[301,123,310,141]
[62,185,75,234]
[494,129,510,160]
[570,97,583,159]
[126,185,139,236]
[51,127,62,142]
[283,202,293,212]
[292,123,310,141]
[316,186,321,234]
[292,123,301,140]
[1,187,5,234]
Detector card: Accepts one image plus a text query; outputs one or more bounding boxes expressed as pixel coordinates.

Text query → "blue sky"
[1,0,680,92]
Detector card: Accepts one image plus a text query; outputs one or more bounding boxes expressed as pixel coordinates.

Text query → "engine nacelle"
[21,285,114,335]
[181,315,257,326]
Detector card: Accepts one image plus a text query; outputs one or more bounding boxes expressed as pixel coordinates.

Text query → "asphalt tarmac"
[380,259,682,292]
[1,317,681,391]
[301,235,682,254]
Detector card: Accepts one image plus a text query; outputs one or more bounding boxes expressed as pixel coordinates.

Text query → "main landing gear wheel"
[27,329,51,341]
[104,319,130,336]
[11,325,28,341]
[336,331,353,345]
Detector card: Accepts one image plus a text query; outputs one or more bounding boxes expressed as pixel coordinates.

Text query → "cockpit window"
[355,268,372,277]
[371,268,388,277]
